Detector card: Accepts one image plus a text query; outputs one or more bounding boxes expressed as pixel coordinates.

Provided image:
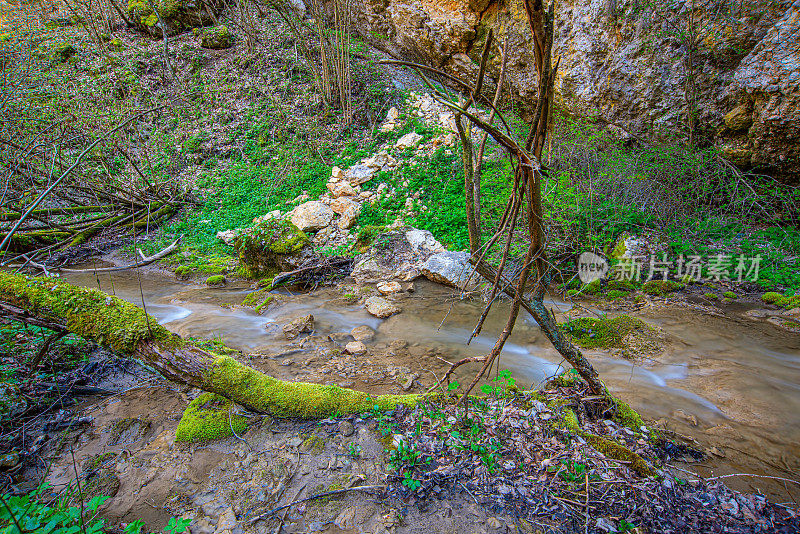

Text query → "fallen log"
[0,271,418,417]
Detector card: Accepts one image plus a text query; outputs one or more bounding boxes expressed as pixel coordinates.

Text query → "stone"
[350,325,375,342]
[331,166,345,180]
[200,25,232,49]
[345,164,375,185]
[395,131,423,149]
[128,0,224,37]
[252,210,282,225]
[216,508,238,530]
[216,229,238,246]
[289,201,334,231]
[365,296,400,318]
[723,103,753,131]
[376,281,402,295]
[0,452,19,469]
[283,314,314,340]
[421,251,479,291]
[345,341,367,355]
[337,206,360,230]
[332,182,357,197]
[351,228,444,283]
[234,219,314,275]
[338,421,355,437]
[388,107,399,121]
[331,197,359,215]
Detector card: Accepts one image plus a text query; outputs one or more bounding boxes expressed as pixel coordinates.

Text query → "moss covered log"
[0,271,418,417]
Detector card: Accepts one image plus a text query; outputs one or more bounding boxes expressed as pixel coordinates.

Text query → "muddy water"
[63,269,800,503]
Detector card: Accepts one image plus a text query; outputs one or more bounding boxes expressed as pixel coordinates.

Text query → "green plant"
[163,516,191,534]
[704,292,719,300]
[722,291,737,299]
[0,485,108,534]
[480,369,516,398]
[401,473,421,491]
[762,291,782,304]
[347,443,361,459]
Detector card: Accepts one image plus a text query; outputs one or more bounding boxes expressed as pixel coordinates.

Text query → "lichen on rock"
[176,392,248,443]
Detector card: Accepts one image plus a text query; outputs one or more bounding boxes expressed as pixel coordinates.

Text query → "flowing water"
[63,268,800,504]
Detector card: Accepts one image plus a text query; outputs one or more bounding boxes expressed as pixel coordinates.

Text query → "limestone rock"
[723,103,753,131]
[337,206,360,230]
[332,166,344,179]
[200,25,232,49]
[421,251,479,290]
[128,0,224,37]
[377,281,402,295]
[345,341,367,355]
[283,314,314,340]
[345,164,375,185]
[336,0,800,180]
[350,325,375,342]
[332,182,357,197]
[234,219,314,275]
[351,228,444,283]
[365,296,400,318]
[395,131,422,149]
[216,229,238,246]
[331,197,360,215]
[289,201,334,231]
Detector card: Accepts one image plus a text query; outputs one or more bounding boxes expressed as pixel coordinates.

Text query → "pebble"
[0,451,20,469]
[339,420,355,437]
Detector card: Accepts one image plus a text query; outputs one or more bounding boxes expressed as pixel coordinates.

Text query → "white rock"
[345,341,367,355]
[396,131,423,149]
[251,210,282,224]
[387,106,399,121]
[377,182,388,193]
[358,191,372,199]
[377,281,402,295]
[337,206,360,230]
[330,197,360,215]
[421,251,479,291]
[331,166,344,179]
[405,229,445,254]
[216,229,238,246]
[289,201,334,231]
[333,182,357,197]
[351,325,375,342]
[365,296,400,318]
[345,164,375,185]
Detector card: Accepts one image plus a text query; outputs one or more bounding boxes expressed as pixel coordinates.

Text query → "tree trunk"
[0,271,417,417]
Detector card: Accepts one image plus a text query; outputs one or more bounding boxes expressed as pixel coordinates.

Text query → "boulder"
[283,314,314,340]
[332,182,357,197]
[200,25,232,49]
[289,201,334,231]
[127,0,224,37]
[337,206,360,230]
[365,296,400,318]
[351,227,445,283]
[421,251,479,291]
[216,229,238,246]
[345,164,375,185]
[396,131,423,149]
[344,341,367,355]
[331,166,345,180]
[234,219,314,276]
[377,281,402,295]
[350,325,375,342]
[330,197,359,215]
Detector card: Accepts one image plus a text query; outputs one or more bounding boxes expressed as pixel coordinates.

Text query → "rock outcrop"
[331,0,800,180]
[234,219,314,276]
[351,228,446,283]
[421,251,480,291]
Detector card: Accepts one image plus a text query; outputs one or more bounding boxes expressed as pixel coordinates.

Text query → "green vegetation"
[762,291,782,304]
[205,274,226,286]
[0,485,108,534]
[704,292,720,300]
[642,279,683,296]
[561,315,651,349]
[176,392,248,443]
[722,291,737,299]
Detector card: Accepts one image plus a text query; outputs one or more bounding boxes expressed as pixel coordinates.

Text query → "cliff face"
[337,0,800,180]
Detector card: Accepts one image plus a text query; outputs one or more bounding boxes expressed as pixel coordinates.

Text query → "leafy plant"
[163,517,191,534]
[0,486,107,534]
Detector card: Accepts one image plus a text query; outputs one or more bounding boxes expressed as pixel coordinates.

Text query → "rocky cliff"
[332,0,799,180]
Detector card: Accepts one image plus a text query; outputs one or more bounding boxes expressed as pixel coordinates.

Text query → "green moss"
[582,433,654,477]
[609,397,645,430]
[641,279,683,296]
[50,43,77,64]
[254,296,274,314]
[704,292,719,300]
[0,272,180,354]
[761,291,782,304]
[176,393,248,443]
[605,290,627,300]
[206,275,226,286]
[234,219,310,278]
[566,289,579,297]
[242,288,268,307]
[200,25,233,49]
[607,279,637,292]
[561,315,650,350]
[779,295,800,310]
[204,355,418,418]
[581,279,604,295]
[722,291,737,299]
[299,434,325,453]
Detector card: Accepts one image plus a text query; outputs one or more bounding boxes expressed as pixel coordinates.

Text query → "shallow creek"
[63,269,800,504]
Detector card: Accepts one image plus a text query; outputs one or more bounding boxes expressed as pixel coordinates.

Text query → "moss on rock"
[234,219,311,277]
[200,25,232,49]
[176,392,248,443]
[562,315,650,350]
[761,291,782,304]
[642,279,683,296]
[206,275,226,287]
